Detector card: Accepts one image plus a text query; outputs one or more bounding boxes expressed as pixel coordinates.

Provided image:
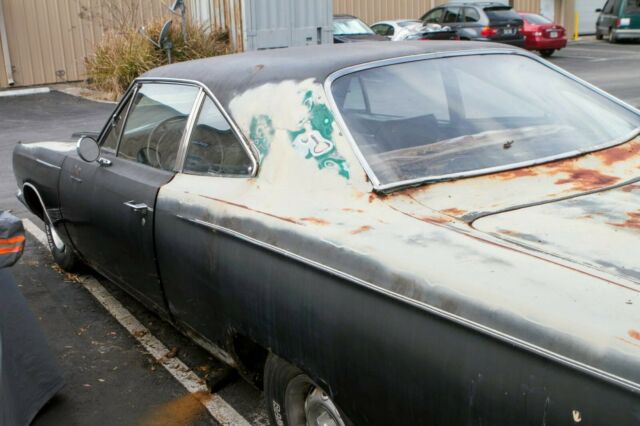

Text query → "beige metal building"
[0,0,579,90]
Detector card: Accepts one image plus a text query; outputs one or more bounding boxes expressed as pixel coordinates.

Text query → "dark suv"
[420,2,525,46]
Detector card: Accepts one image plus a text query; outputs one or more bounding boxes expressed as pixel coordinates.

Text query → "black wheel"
[596,30,603,40]
[540,49,556,58]
[264,354,351,426]
[608,28,617,43]
[45,222,79,271]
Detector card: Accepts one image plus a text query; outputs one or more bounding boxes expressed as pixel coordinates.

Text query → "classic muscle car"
[13,42,640,425]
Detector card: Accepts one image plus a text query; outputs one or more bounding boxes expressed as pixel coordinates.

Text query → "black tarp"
[0,212,64,425]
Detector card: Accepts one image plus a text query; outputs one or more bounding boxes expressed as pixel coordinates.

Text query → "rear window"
[523,14,553,24]
[484,7,521,21]
[625,0,640,13]
[330,54,640,188]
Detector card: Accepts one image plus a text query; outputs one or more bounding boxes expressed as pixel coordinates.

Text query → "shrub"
[85,20,231,99]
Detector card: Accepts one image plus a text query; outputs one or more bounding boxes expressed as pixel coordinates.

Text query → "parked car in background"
[13,41,640,425]
[421,2,524,46]
[519,13,567,57]
[371,19,459,41]
[332,14,388,43]
[596,0,640,42]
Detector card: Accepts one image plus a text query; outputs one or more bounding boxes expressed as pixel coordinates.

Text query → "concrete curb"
[0,87,50,98]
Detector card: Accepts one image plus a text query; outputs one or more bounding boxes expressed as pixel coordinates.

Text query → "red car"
[519,13,567,57]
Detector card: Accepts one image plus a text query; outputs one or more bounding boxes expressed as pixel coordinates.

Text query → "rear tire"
[596,30,603,40]
[45,222,79,272]
[264,354,351,426]
[540,49,556,57]
[608,28,617,43]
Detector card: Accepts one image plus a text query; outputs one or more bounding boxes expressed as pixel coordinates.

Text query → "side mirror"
[595,8,602,12]
[77,136,100,163]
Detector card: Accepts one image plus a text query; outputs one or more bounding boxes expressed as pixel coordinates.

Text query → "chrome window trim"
[175,88,205,172]
[323,48,640,192]
[113,84,139,155]
[178,213,640,394]
[134,77,259,178]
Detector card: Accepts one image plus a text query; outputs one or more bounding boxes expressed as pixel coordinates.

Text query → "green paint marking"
[249,115,275,161]
[289,90,350,179]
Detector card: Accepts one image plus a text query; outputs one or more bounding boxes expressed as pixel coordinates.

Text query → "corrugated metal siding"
[334,0,548,23]
[333,0,444,24]
[189,0,243,51]
[0,0,168,89]
[514,0,541,13]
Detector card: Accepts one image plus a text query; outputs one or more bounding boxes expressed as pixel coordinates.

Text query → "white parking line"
[23,219,252,426]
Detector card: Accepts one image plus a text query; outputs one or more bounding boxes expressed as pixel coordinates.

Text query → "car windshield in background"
[484,7,521,21]
[333,18,374,35]
[330,54,640,188]
[625,0,640,13]
[523,14,552,24]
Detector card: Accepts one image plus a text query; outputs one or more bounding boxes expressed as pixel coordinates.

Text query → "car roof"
[333,14,358,19]
[142,41,513,108]
[373,19,420,25]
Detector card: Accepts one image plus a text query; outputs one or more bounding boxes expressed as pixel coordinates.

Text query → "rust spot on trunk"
[139,391,211,426]
[418,215,452,224]
[610,211,640,230]
[620,184,640,193]
[300,217,330,225]
[545,162,619,191]
[595,142,640,166]
[628,329,640,341]
[441,207,466,216]
[350,225,373,234]
[494,168,538,180]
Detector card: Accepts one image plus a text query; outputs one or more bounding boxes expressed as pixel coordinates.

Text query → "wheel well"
[228,333,269,389]
[23,184,45,221]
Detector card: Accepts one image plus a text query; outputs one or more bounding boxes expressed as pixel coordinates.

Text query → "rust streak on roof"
[610,211,640,230]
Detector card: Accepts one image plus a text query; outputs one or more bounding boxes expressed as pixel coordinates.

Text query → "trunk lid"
[389,137,640,282]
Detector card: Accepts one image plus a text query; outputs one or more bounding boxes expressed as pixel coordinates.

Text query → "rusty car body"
[12,42,640,425]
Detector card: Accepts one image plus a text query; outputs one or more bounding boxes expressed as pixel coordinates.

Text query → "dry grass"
[85,20,231,99]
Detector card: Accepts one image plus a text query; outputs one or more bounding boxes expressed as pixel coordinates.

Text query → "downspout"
[0,0,15,86]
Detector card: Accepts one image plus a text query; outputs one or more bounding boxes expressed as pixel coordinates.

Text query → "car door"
[442,6,464,31]
[462,7,482,39]
[599,0,616,32]
[59,81,201,313]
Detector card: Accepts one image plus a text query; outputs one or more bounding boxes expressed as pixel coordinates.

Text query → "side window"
[184,97,253,176]
[371,24,385,35]
[423,9,444,24]
[464,7,481,22]
[118,83,200,171]
[342,77,366,112]
[443,7,462,23]
[101,95,132,152]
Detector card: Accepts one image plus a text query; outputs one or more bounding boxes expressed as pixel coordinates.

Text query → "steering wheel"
[145,116,188,171]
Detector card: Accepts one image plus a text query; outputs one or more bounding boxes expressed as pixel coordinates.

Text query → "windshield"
[523,14,553,24]
[333,18,374,35]
[330,54,640,187]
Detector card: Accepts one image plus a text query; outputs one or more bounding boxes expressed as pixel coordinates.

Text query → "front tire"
[264,354,350,426]
[596,30,603,40]
[540,49,556,57]
[45,222,79,271]
[608,28,617,43]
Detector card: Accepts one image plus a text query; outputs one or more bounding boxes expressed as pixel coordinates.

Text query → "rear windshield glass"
[523,14,553,24]
[330,54,640,187]
[625,0,640,13]
[484,7,521,21]
[333,18,374,35]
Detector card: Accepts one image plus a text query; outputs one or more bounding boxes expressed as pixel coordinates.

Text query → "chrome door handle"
[124,201,149,215]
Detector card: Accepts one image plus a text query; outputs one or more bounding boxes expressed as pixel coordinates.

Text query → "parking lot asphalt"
[0,38,638,425]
